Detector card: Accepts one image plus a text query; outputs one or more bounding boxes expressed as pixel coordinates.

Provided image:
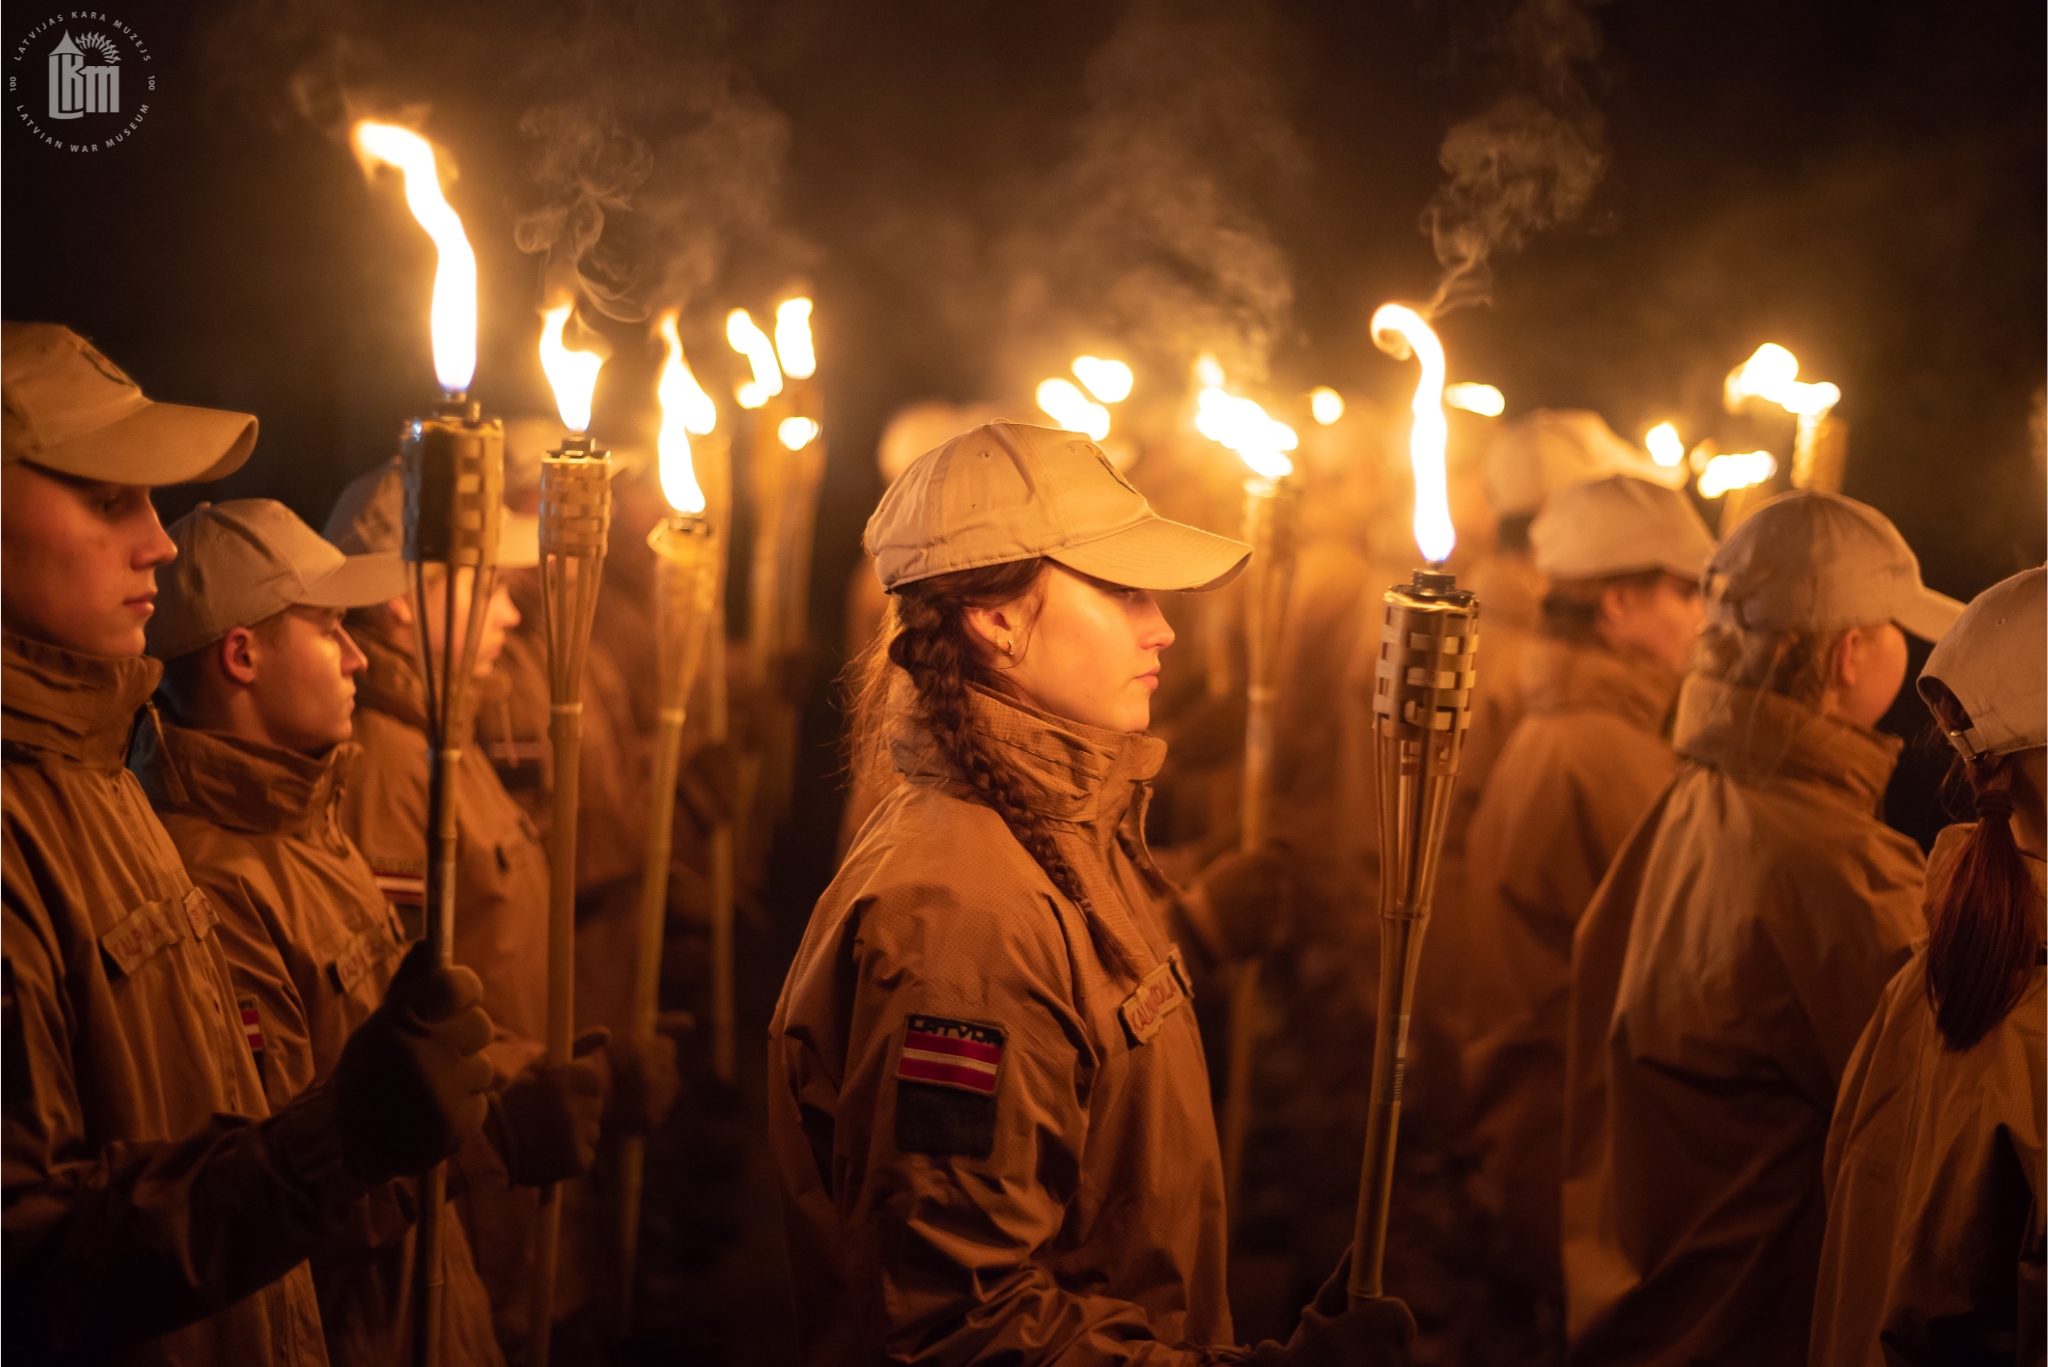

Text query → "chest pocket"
[100,888,216,977]
[328,921,401,995]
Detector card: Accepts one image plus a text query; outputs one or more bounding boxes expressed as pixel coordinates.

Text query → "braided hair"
[848,557,1140,978]
[1921,682,2041,1052]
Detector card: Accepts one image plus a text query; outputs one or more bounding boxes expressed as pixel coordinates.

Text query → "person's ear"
[217,626,259,688]
[383,594,414,629]
[1598,582,1633,630]
[1830,625,1868,692]
[962,601,1027,667]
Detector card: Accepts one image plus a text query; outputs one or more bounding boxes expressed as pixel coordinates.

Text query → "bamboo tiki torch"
[348,120,497,1367]
[1188,369,1303,1223]
[1349,306,1479,1304]
[617,312,724,1336]
[527,304,612,1367]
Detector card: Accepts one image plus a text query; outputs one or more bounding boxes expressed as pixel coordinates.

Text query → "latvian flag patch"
[369,861,427,909]
[897,1015,1005,1097]
[237,996,266,1056]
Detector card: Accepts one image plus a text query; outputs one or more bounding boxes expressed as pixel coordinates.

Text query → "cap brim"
[298,552,410,609]
[1896,584,1968,642]
[1047,515,1251,593]
[29,399,257,486]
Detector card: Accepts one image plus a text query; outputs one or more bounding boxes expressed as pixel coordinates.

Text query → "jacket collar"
[1520,636,1681,735]
[1673,674,1901,815]
[2,631,158,769]
[130,712,355,837]
[892,685,1166,848]
[353,623,430,732]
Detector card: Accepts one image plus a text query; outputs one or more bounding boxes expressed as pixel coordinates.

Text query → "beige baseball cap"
[1531,475,1717,582]
[866,420,1249,593]
[2,322,257,485]
[1919,566,2046,760]
[1485,409,1684,519]
[323,456,541,569]
[148,499,409,659]
[1704,489,1964,641]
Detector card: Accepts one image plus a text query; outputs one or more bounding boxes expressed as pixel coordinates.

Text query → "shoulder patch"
[368,860,426,908]
[1119,952,1192,1046]
[897,1015,1004,1095]
[894,1015,1005,1160]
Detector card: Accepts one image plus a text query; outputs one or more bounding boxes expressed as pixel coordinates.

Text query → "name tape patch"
[897,1015,1005,1097]
[1119,951,1192,1046]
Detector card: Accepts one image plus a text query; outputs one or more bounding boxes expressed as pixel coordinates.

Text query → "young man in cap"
[1560,490,1965,1365]
[132,498,611,1366]
[323,458,614,1352]
[0,322,495,1364]
[1454,475,1715,1303]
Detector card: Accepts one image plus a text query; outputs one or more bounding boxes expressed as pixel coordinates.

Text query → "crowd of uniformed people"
[2,319,2040,1367]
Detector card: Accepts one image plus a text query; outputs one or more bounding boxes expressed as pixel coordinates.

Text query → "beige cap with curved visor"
[149,499,409,659]
[2,322,257,485]
[1704,489,1964,641]
[323,456,541,569]
[866,421,1249,593]
[1532,474,1717,582]
[1918,565,2046,760]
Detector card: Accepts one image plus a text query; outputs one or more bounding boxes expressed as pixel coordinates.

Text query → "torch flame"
[1646,422,1686,467]
[352,121,477,396]
[1724,343,1840,419]
[778,416,821,450]
[1072,356,1134,405]
[1443,382,1505,417]
[1370,304,1455,564]
[727,309,783,409]
[1309,387,1345,426]
[1697,450,1777,499]
[774,298,817,380]
[537,303,605,435]
[655,311,711,514]
[1036,378,1112,442]
[1192,359,1297,481]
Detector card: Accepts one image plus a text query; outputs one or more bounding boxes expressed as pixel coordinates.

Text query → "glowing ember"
[1697,450,1777,499]
[537,303,605,435]
[1072,356,1134,404]
[726,309,784,409]
[778,416,821,451]
[1309,387,1345,426]
[1036,378,1112,441]
[1193,361,1296,481]
[1646,421,1686,467]
[1724,343,1840,419]
[352,121,477,396]
[1443,382,1505,417]
[1370,304,1455,564]
[655,311,711,514]
[774,298,817,380]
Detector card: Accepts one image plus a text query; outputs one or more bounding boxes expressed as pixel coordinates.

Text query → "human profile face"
[232,607,367,753]
[385,572,520,679]
[968,563,1176,733]
[1828,622,1909,730]
[1600,575,1705,675]
[0,462,177,657]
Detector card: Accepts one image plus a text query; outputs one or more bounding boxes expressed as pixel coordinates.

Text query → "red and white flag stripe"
[898,1020,1003,1096]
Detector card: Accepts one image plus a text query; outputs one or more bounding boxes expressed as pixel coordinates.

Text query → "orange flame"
[655,311,713,514]
[726,309,783,408]
[537,303,604,434]
[352,122,476,395]
[774,298,817,380]
[1370,304,1454,563]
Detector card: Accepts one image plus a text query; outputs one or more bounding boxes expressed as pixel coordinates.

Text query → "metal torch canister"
[1348,568,1477,1304]
[1220,473,1299,1224]
[401,399,504,1367]
[528,436,612,1367]
[616,512,720,1336]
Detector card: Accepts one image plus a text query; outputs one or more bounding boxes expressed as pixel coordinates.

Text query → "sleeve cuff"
[265,1080,370,1209]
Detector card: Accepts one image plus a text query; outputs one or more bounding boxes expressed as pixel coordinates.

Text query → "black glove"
[486,1029,608,1186]
[1196,846,1296,959]
[333,942,494,1186]
[602,1022,684,1135]
[1253,1252,1416,1367]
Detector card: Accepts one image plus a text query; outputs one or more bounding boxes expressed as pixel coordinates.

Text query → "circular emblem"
[8,12,154,152]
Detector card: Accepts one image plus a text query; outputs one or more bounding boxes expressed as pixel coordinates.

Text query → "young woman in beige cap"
[1453,475,1715,1304]
[769,422,1413,1367]
[1810,565,2045,1367]
[1559,490,1966,1367]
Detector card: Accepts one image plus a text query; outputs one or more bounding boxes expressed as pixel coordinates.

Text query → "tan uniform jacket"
[130,718,505,1367]
[770,688,1243,1366]
[336,625,555,1347]
[1560,676,1926,1366]
[1810,824,2047,1367]
[1458,637,1680,1277]
[0,633,344,1365]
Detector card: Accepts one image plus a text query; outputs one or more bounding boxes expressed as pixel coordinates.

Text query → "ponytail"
[1922,688,2042,1051]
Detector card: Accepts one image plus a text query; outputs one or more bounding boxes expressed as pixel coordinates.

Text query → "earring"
[1002,638,1015,657]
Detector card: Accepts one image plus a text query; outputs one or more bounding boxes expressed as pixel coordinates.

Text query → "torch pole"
[403,400,505,1367]
[1220,475,1299,1225]
[1347,568,1477,1304]
[615,514,720,1338]
[527,438,612,1367]
[708,602,737,1086]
